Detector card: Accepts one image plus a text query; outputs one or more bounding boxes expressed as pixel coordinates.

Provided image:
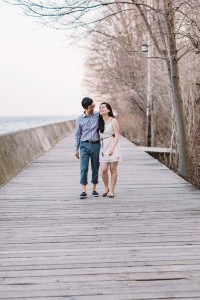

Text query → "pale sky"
[0,1,86,116]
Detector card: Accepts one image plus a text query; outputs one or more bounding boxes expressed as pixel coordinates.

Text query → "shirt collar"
[82,111,96,118]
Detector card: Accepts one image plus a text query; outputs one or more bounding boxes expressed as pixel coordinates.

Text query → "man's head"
[82,97,95,115]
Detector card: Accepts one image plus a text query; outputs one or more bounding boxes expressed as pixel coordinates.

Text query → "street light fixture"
[141,44,148,53]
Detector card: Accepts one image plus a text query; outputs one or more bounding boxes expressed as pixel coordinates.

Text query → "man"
[75,97,100,199]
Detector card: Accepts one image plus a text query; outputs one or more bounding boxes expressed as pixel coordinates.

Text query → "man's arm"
[75,119,82,159]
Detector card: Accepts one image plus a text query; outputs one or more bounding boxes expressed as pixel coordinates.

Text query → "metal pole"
[147,0,153,147]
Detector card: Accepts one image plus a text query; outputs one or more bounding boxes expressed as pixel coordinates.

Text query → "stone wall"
[0,120,75,187]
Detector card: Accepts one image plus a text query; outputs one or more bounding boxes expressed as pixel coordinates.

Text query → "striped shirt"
[75,111,100,151]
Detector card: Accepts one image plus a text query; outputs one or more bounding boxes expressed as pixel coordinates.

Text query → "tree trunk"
[162,0,190,180]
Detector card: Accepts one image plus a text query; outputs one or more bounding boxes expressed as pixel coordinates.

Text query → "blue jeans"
[80,142,100,185]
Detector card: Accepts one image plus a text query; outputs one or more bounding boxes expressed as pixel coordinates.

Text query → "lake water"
[0,115,77,135]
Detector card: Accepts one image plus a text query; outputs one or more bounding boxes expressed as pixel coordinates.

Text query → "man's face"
[86,102,95,114]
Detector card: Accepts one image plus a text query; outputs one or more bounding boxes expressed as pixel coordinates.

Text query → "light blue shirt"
[75,111,100,151]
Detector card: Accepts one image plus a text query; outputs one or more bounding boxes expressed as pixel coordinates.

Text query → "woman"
[98,102,122,198]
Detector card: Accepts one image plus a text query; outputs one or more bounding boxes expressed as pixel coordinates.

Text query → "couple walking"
[75,97,122,199]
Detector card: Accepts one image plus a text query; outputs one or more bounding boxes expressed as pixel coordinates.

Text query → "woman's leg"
[109,162,118,195]
[100,162,109,193]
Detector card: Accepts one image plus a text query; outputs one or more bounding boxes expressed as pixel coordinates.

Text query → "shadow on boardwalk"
[1,133,200,299]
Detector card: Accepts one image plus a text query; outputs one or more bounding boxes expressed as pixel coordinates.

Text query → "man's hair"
[81,97,93,109]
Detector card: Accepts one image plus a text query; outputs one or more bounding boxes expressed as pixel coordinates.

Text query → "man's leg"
[91,143,101,193]
[80,143,90,194]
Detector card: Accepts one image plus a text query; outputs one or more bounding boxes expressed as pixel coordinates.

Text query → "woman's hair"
[98,102,115,133]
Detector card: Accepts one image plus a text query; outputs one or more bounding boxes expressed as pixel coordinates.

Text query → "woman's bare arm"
[109,118,120,156]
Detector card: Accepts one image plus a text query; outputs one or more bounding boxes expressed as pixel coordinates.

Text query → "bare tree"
[83,4,147,144]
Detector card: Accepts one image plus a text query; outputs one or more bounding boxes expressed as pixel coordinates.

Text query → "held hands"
[75,151,80,159]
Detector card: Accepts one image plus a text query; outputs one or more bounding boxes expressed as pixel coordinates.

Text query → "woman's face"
[99,104,110,116]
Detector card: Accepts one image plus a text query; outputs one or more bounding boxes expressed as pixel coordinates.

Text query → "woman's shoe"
[102,189,109,197]
[108,192,115,198]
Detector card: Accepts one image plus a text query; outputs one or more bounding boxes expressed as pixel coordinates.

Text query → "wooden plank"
[0,133,200,299]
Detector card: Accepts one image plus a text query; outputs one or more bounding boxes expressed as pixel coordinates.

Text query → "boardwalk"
[1,133,200,299]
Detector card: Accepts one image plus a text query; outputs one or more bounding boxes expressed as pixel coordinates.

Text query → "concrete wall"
[0,120,75,187]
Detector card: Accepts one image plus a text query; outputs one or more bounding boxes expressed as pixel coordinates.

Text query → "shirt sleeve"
[75,118,82,151]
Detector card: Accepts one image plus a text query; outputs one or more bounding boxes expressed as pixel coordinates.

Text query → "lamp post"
[142,0,154,147]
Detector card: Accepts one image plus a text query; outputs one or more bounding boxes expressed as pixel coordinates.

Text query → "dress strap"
[105,117,113,124]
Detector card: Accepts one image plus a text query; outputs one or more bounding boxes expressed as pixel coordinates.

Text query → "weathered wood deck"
[1,133,200,299]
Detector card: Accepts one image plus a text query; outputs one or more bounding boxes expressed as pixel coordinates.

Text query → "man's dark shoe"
[80,192,87,199]
[92,191,99,197]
